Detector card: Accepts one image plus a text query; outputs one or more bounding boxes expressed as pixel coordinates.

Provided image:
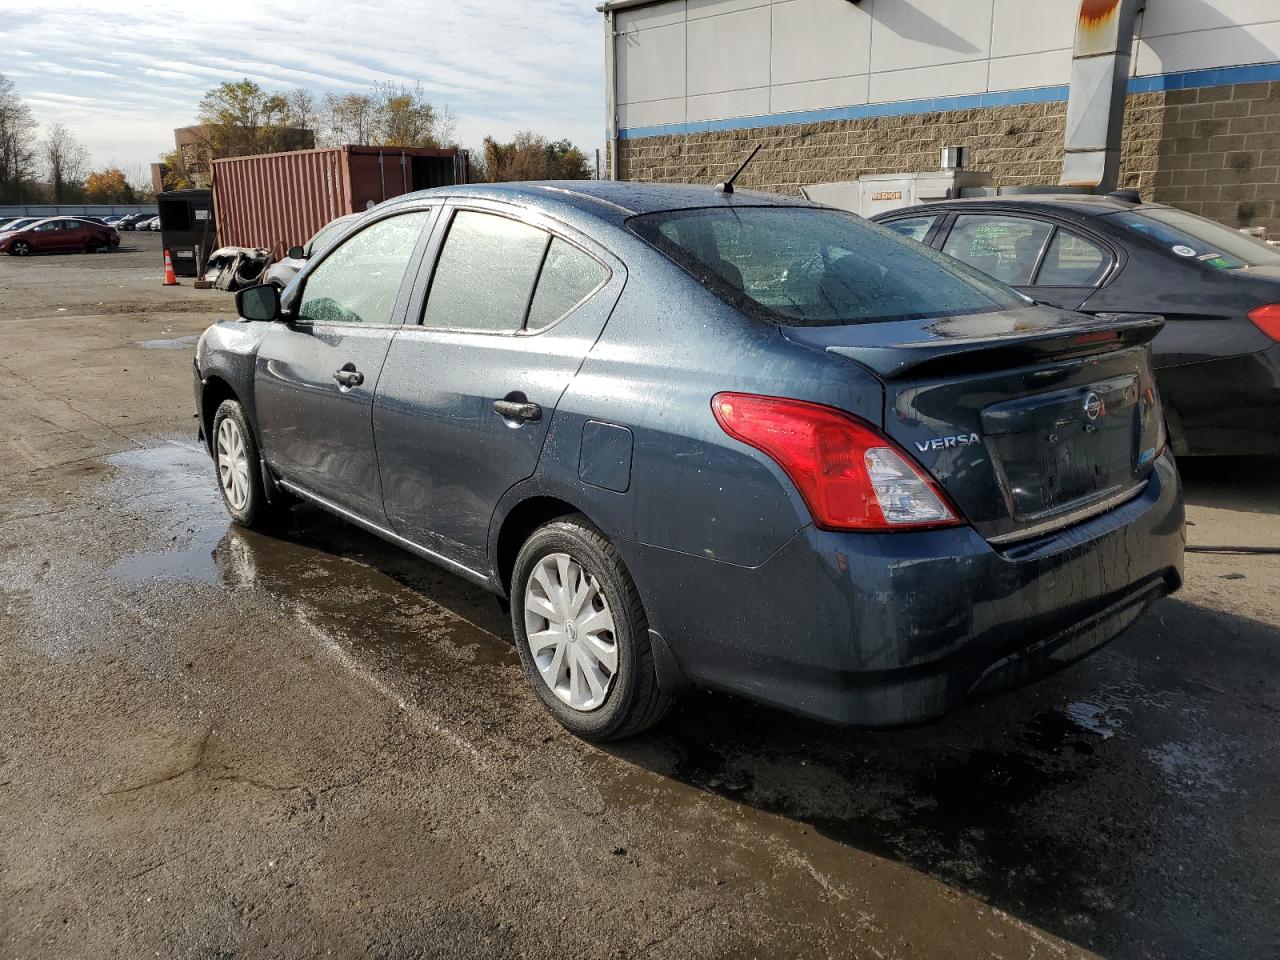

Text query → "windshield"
[1108,206,1280,270]
[627,206,1025,326]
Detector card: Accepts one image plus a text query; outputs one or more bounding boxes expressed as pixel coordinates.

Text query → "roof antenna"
[716,143,761,194]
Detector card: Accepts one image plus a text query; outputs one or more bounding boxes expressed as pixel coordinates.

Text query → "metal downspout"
[605,9,619,180]
[1059,0,1147,193]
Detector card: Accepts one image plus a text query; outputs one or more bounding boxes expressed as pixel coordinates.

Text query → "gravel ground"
[1,239,1277,959]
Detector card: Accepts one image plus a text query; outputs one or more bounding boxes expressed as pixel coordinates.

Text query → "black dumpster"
[157,189,216,277]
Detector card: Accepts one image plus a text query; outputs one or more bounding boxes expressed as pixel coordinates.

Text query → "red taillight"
[1248,304,1280,341]
[711,392,961,532]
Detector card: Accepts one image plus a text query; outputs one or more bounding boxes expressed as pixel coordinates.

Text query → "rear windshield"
[1108,207,1280,270]
[627,206,1025,326]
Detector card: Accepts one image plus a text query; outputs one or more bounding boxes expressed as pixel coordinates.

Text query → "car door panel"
[374,204,624,570]
[253,208,435,521]
[255,326,400,518]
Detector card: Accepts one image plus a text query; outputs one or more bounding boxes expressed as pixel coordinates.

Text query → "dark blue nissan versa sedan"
[193,181,1185,740]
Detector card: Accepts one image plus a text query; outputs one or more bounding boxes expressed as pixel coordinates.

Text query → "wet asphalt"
[1,238,1278,959]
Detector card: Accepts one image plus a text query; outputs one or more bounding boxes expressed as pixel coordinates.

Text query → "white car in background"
[261,213,362,288]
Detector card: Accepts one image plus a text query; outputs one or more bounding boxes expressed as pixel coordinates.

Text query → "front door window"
[297,211,431,326]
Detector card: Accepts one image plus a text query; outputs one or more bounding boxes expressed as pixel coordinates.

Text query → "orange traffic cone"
[163,249,179,286]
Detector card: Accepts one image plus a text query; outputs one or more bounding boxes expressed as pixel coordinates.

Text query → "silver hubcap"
[523,552,618,711]
[216,417,251,511]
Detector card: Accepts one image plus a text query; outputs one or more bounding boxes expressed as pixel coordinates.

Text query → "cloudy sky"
[1,0,606,177]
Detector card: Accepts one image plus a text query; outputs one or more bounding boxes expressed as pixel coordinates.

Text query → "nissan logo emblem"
[1083,392,1104,421]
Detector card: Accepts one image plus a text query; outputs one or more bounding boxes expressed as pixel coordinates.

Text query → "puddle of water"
[105,441,229,585]
[101,441,517,673]
[1063,700,1120,740]
[138,334,201,350]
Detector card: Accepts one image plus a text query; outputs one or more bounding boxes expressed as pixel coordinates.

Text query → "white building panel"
[988,48,1074,91]
[869,60,989,104]
[869,0,994,73]
[990,0,1077,58]
[1136,20,1280,75]
[607,0,1280,133]
[616,20,686,105]
[616,0,686,32]
[686,5,772,96]
[687,0,771,20]
[1140,0,1277,37]
[687,87,771,122]
[771,74,870,115]
[770,0,873,87]
[618,97,687,129]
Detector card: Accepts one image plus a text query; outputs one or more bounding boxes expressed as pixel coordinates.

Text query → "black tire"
[210,399,279,530]
[86,238,103,253]
[511,514,672,741]
[10,240,30,257]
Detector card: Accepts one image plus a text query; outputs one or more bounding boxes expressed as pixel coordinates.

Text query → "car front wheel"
[211,399,279,529]
[511,515,672,741]
[10,240,30,257]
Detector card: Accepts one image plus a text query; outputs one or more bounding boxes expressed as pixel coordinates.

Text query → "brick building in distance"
[150,124,315,193]
[600,0,1280,232]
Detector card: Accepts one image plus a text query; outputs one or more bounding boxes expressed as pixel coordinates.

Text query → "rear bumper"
[619,451,1184,726]
[1159,343,1280,456]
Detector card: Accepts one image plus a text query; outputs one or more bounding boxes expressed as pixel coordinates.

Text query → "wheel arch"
[492,494,591,597]
[200,375,239,453]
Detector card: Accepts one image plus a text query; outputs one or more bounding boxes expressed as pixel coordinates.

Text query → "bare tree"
[0,73,39,202]
[322,91,379,146]
[43,123,89,201]
[321,83,455,148]
[284,88,319,135]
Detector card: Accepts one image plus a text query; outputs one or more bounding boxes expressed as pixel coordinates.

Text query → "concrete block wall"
[615,82,1280,233]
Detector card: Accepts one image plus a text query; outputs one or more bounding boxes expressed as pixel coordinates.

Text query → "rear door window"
[296,210,431,326]
[942,215,1053,286]
[526,239,609,331]
[1036,230,1110,286]
[423,211,548,333]
[881,215,938,243]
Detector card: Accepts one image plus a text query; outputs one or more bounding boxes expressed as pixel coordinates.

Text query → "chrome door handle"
[333,366,363,387]
[492,399,542,422]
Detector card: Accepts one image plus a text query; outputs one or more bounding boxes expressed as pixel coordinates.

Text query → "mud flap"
[648,628,690,693]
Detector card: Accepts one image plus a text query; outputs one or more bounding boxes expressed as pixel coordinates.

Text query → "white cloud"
[0,0,605,170]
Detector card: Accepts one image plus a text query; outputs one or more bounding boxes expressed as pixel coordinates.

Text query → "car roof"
[385,180,818,226]
[879,194,1168,219]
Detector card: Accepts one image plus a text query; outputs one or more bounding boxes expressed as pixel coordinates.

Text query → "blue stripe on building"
[617,61,1280,141]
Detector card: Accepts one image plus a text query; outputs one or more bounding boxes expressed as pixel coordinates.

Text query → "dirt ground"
[1,236,1277,960]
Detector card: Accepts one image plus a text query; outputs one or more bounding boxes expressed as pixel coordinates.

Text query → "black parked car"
[873,195,1280,457]
[194,182,1183,740]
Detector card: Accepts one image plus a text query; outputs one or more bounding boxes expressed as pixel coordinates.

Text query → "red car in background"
[0,217,120,256]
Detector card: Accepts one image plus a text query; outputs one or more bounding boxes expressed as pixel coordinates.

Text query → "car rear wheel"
[211,399,279,529]
[511,515,672,741]
[10,240,30,257]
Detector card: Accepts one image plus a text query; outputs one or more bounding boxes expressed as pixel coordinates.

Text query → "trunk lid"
[784,306,1166,545]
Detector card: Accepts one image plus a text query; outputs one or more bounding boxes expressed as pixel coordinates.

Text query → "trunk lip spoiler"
[784,310,1165,380]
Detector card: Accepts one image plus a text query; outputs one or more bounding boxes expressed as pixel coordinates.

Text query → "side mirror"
[286,245,306,260]
[236,283,282,322]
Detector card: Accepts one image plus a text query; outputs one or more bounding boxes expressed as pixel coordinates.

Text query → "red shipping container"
[212,144,466,256]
